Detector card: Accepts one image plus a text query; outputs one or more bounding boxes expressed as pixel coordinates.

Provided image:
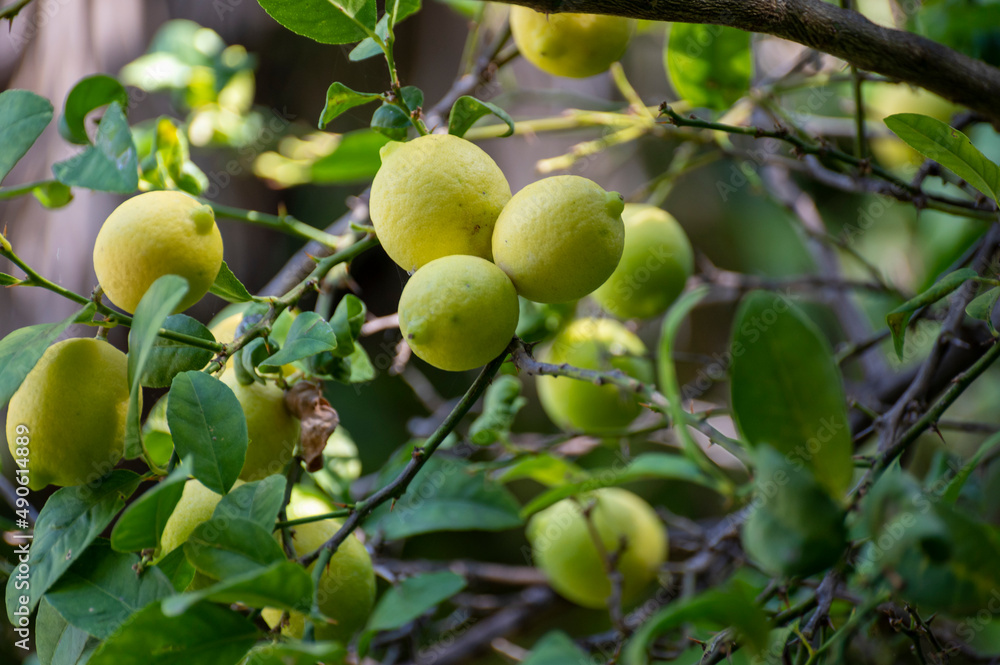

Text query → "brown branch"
[499,0,1000,125]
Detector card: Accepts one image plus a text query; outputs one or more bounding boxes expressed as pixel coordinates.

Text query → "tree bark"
[500,0,1000,126]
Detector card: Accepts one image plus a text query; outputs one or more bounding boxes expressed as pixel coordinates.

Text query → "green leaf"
[370,455,522,538]
[741,446,847,577]
[45,540,174,639]
[87,602,258,665]
[52,102,139,194]
[259,311,338,370]
[469,375,528,445]
[162,561,313,616]
[389,0,421,26]
[32,181,73,208]
[519,453,720,518]
[4,470,140,621]
[523,631,590,665]
[367,571,466,632]
[243,641,345,665]
[0,89,53,183]
[256,0,377,45]
[329,293,366,356]
[666,24,752,111]
[966,286,1000,336]
[319,82,381,128]
[58,75,129,145]
[942,430,1000,504]
[348,16,389,62]
[167,371,249,495]
[309,129,391,184]
[496,453,586,487]
[885,113,1000,203]
[36,597,97,665]
[141,314,215,388]
[209,260,254,303]
[371,102,411,140]
[0,303,95,408]
[447,96,514,138]
[0,272,19,286]
[729,291,853,497]
[886,268,977,358]
[110,461,190,552]
[155,547,195,593]
[125,275,189,459]
[183,517,286,580]
[213,475,287,530]
[622,580,771,664]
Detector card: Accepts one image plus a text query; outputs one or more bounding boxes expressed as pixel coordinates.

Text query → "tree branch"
[498,0,1000,125]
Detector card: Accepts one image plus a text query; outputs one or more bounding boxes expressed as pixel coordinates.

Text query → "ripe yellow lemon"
[493,176,625,304]
[219,370,300,481]
[262,486,376,641]
[93,190,223,313]
[369,134,511,272]
[527,488,667,608]
[592,204,694,319]
[398,255,519,372]
[159,478,244,556]
[510,7,634,78]
[6,338,129,490]
[536,318,652,433]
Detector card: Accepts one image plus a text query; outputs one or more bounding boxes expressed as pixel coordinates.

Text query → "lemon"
[219,370,300,481]
[93,190,224,313]
[262,486,376,641]
[6,338,129,490]
[536,318,652,433]
[592,204,694,319]
[510,7,634,78]
[369,134,511,272]
[398,255,519,372]
[159,478,244,556]
[493,176,625,304]
[527,488,666,609]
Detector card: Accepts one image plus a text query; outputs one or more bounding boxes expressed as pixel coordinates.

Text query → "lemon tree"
[93,191,223,314]
[369,134,511,272]
[5,338,129,490]
[510,7,635,78]
[493,176,625,304]
[398,255,519,371]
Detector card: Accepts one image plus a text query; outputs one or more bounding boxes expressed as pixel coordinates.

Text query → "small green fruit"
[510,7,635,79]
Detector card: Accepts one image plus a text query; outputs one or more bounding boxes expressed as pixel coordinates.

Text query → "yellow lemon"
[262,486,376,642]
[369,134,511,272]
[159,478,245,557]
[493,176,625,304]
[398,255,519,371]
[592,204,694,319]
[510,7,634,78]
[93,190,223,313]
[6,338,129,490]
[536,318,652,433]
[527,488,667,608]
[219,371,300,481]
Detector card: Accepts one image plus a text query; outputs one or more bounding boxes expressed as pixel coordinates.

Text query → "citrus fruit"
[492,176,625,304]
[536,318,652,433]
[219,370,300,481]
[6,338,129,490]
[510,7,634,78]
[262,486,376,641]
[159,478,244,556]
[93,190,223,313]
[527,488,667,608]
[591,204,694,319]
[370,134,511,272]
[398,255,519,371]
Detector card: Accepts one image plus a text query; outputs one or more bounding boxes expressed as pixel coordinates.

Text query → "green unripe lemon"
[159,478,245,557]
[93,190,223,313]
[398,255,519,372]
[370,134,511,272]
[262,487,376,641]
[6,338,129,490]
[527,488,667,609]
[536,318,652,433]
[592,204,694,319]
[493,176,625,304]
[219,371,300,481]
[510,7,634,79]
